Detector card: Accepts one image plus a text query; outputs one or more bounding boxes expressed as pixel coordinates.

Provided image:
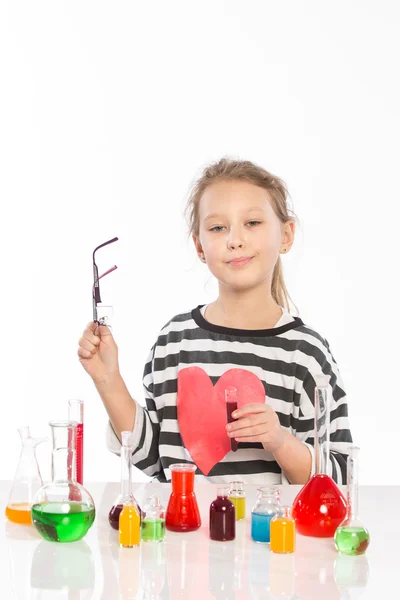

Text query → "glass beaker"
[225,386,238,452]
[251,485,280,543]
[31,420,95,543]
[68,399,83,485]
[141,495,166,542]
[109,431,141,530]
[5,426,47,524]
[270,506,296,553]
[210,486,235,541]
[228,480,246,520]
[165,463,201,532]
[291,376,347,537]
[334,446,370,555]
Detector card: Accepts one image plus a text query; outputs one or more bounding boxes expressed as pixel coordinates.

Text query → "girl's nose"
[227,228,245,250]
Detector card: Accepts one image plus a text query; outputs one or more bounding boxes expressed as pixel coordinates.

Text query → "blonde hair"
[185,157,297,312]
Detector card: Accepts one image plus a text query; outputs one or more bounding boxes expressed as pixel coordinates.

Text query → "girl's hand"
[77,322,120,384]
[226,403,285,454]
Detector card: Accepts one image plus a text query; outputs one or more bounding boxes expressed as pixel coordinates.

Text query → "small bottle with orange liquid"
[5,426,46,524]
[270,506,296,554]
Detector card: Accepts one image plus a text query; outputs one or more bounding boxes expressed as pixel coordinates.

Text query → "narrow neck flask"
[165,463,201,532]
[209,486,235,541]
[109,431,141,531]
[31,421,95,542]
[291,377,347,537]
[119,431,141,547]
[334,446,370,555]
[251,485,280,543]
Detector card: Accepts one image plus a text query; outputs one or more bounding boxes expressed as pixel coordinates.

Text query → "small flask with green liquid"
[334,445,370,556]
[141,495,165,542]
[228,480,246,520]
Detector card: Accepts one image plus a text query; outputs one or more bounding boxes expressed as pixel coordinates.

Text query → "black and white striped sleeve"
[106,345,162,478]
[296,338,353,484]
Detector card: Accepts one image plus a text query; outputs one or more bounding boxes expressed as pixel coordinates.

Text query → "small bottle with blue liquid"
[251,485,280,543]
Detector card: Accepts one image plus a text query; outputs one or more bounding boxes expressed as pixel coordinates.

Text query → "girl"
[78,158,352,485]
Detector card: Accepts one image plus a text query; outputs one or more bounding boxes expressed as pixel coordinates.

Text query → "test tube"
[68,399,84,485]
[225,387,238,452]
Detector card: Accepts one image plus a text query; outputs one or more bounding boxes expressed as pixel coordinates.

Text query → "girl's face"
[193,180,294,292]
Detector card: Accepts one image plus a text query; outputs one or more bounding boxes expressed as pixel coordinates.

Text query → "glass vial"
[270,506,296,554]
[225,386,238,452]
[141,495,166,542]
[228,480,246,520]
[251,485,280,543]
[209,486,235,541]
[117,432,141,547]
[334,446,370,555]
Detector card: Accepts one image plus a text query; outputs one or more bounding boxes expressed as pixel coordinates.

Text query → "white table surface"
[1,481,396,599]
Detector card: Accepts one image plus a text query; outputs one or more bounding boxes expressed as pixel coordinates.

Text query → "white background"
[1,1,399,485]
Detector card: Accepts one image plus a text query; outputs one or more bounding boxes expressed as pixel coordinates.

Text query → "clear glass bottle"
[166,463,201,532]
[31,421,95,542]
[251,485,280,543]
[334,446,370,555]
[5,426,47,525]
[228,480,246,520]
[210,486,235,542]
[291,375,347,537]
[141,495,166,542]
[109,431,141,530]
[270,506,296,553]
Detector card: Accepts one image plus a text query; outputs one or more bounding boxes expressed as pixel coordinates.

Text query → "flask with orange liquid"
[5,426,46,524]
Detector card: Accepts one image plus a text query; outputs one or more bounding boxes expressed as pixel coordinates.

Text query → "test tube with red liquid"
[225,386,238,452]
[68,399,84,485]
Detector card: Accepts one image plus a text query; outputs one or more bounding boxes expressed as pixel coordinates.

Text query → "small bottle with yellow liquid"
[270,506,296,553]
[228,480,246,520]
[118,431,141,547]
[6,426,46,525]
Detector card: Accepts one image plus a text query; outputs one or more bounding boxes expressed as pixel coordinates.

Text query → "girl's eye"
[209,226,225,232]
[246,221,261,227]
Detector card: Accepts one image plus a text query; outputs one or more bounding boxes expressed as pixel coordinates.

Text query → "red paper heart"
[177,367,266,475]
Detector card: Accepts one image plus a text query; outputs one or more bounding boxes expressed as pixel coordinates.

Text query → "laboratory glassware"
[31,420,95,542]
[5,426,46,524]
[209,486,235,541]
[92,237,118,325]
[165,463,201,532]
[334,445,370,555]
[68,399,83,485]
[141,495,166,542]
[109,430,141,530]
[291,376,347,537]
[251,485,281,543]
[228,480,246,520]
[225,386,238,452]
[270,506,296,553]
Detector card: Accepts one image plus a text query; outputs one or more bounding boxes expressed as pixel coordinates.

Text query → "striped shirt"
[107,305,352,484]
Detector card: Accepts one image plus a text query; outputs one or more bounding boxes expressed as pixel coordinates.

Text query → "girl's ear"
[192,233,206,263]
[281,220,295,252]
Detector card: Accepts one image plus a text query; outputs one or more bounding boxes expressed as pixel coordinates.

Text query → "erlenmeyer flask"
[5,426,47,524]
[165,463,201,532]
[291,376,347,537]
[31,420,96,542]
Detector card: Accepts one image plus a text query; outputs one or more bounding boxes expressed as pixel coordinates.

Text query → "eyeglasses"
[93,237,118,324]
